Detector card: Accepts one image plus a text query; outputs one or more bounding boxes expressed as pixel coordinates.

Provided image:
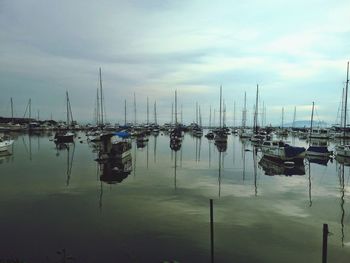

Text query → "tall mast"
[147,96,149,124]
[343,61,349,141]
[340,88,345,128]
[99,68,104,126]
[223,101,226,127]
[171,103,174,124]
[196,101,198,124]
[233,101,236,129]
[29,98,31,120]
[175,91,178,125]
[96,88,100,125]
[281,107,284,129]
[213,109,216,127]
[181,104,183,124]
[219,85,222,128]
[66,91,70,126]
[124,99,127,126]
[154,100,157,125]
[254,84,259,133]
[134,92,137,125]
[261,101,265,127]
[310,102,315,138]
[199,105,202,127]
[209,105,212,128]
[242,92,247,128]
[292,106,296,129]
[10,97,13,122]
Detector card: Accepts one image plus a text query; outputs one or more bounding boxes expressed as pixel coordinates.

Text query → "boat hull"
[0,140,14,152]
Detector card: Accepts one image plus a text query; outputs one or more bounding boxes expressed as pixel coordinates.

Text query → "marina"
[1,1,350,262]
[0,129,350,262]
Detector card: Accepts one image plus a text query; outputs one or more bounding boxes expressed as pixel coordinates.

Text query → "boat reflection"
[215,140,227,153]
[335,155,350,166]
[95,134,133,184]
[99,154,132,184]
[337,162,346,247]
[0,150,13,164]
[258,156,305,176]
[306,156,331,166]
[55,142,75,186]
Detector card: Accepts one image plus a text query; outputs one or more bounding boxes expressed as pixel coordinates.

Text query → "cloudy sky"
[0,0,349,126]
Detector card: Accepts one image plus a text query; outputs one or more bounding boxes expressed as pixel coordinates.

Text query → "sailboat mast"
[343,61,349,140]
[96,88,100,125]
[181,104,183,124]
[171,103,174,124]
[175,91,178,125]
[154,100,157,125]
[66,91,70,127]
[124,99,127,126]
[209,105,212,128]
[133,93,136,125]
[147,96,149,124]
[281,107,284,129]
[242,92,246,128]
[10,97,14,122]
[219,85,222,129]
[99,68,104,126]
[340,88,345,128]
[310,102,315,138]
[29,98,31,120]
[254,84,259,133]
[233,101,236,129]
[292,106,296,129]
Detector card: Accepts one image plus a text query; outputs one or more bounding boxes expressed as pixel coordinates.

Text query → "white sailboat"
[0,136,14,152]
[54,91,74,143]
[306,102,331,157]
[335,62,350,157]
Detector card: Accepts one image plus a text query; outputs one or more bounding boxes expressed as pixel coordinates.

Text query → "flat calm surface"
[0,131,349,262]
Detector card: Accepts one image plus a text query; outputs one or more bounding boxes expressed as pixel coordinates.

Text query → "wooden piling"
[322,224,329,263]
[210,199,214,263]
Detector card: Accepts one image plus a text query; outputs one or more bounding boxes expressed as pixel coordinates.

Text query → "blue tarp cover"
[285,146,306,158]
[114,131,130,138]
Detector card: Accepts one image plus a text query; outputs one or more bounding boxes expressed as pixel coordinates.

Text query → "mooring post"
[210,199,214,263]
[322,224,329,263]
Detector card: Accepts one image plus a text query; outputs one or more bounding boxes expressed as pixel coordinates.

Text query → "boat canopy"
[114,131,130,138]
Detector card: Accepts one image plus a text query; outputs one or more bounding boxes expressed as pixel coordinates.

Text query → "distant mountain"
[283,120,329,128]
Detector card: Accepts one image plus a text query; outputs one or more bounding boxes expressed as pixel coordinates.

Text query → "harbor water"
[0,131,349,262]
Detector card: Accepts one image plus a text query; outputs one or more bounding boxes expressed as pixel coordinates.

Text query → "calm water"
[1,131,350,262]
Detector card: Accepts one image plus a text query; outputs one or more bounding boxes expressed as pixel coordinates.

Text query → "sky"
[0,0,349,126]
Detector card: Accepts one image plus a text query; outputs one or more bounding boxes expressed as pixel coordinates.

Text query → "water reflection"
[0,150,13,164]
[258,156,305,176]
[338,162,346,247]
[99,155,132,184]
[253,147,258,196]
[2,132,350,262]
[307,156,331,166]
[55,142,75,186]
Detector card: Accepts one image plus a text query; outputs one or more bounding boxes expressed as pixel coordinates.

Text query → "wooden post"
[210,199,214,263]
[322,224,329,263]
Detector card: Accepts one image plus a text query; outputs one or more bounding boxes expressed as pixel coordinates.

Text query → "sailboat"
[87,68,106,142]
[306,102,331,157]
[54,91,74,143]
[170,90,182,151]
[214,85,228,151]
[239,92,253,139]
[335,62,350,158]
[0,135,14,153]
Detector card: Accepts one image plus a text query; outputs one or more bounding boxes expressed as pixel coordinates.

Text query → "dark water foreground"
[0,132,349,262]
